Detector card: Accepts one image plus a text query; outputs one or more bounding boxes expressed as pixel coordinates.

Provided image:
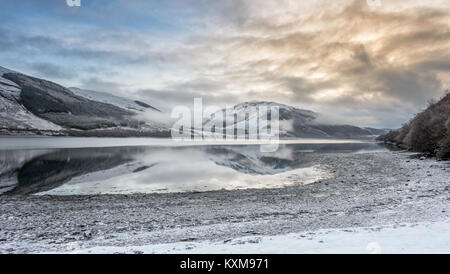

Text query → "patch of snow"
[69,87,156,113]
[0,68,62,131]
[0,73,21,98]
[0,96,63,131]
[0,100,63,131]
[0,76,20,89]
[232,101,315,117]
[65,221,450,254]
[203,101,315,137]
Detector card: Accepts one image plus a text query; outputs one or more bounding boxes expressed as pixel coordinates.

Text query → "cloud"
[30,62,76,80]
[0,0,448,128]
[165,0,449,128]
[78,77,127,94]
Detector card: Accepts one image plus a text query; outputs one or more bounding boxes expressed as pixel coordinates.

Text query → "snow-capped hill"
[203,101,371,138]
[0,65,169,136]
[203,101,317,135]
[69,87,160,113]
[233,101,316,118]
[0,76,21,97]
[0,67,62,132]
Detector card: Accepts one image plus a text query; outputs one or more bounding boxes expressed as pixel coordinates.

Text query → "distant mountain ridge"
[69,87,160,113]
[363,127,391,136]
[203,101,376,139]
[1,65,385,138]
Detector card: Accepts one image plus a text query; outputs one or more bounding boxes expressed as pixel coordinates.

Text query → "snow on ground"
[0,76,20,95]
[0,81,63,131]
[0,151,447,254]
[0,67,62,132]
[62,221,450,254]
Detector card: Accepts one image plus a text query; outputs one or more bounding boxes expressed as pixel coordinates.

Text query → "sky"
[0,0,449,128]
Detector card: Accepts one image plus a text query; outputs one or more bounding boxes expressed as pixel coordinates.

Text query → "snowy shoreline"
[0,151,449,253]
[64,221,450,254]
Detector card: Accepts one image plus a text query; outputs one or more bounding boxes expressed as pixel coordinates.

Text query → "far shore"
[0,136,376,150]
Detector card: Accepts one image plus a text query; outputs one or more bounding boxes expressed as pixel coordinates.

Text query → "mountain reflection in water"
[0,142,386,195]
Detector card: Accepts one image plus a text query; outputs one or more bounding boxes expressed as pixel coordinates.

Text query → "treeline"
[64,128,171,138]
[377,92,450,159]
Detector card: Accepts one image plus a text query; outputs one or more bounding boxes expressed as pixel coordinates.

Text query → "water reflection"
[0,142,386,195]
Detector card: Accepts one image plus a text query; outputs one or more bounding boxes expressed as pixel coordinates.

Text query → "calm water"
[0,138,387,195]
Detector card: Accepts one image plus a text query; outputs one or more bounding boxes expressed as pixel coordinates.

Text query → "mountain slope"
[0,66,166,136]
[0,68,62,132]
[3,72,138,130]
[203,101,372,138]
[377,93,450,158]
[69,87,160,113]
[363,127,391,135]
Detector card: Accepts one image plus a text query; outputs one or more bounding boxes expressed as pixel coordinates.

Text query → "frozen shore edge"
[63,220,450,254]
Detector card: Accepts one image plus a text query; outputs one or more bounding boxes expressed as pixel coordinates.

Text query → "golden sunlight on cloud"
[136,0,449,127]
[312,89,347,101]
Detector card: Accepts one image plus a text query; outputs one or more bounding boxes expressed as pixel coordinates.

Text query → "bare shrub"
[379,93,450,158]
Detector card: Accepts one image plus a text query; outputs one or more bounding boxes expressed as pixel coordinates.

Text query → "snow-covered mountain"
[0,66,167,136]
[69,87,160,113]
[203,101,372,138]
[0,67,62,132]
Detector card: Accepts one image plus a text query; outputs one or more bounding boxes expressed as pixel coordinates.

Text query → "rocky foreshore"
[0,151,449,253]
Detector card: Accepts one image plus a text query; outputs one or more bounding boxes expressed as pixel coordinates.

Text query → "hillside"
[69,87,160,113]
[0,66,167,136]
[203,101,374,139]
[0,69,62,132]
[377,93,450,159]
